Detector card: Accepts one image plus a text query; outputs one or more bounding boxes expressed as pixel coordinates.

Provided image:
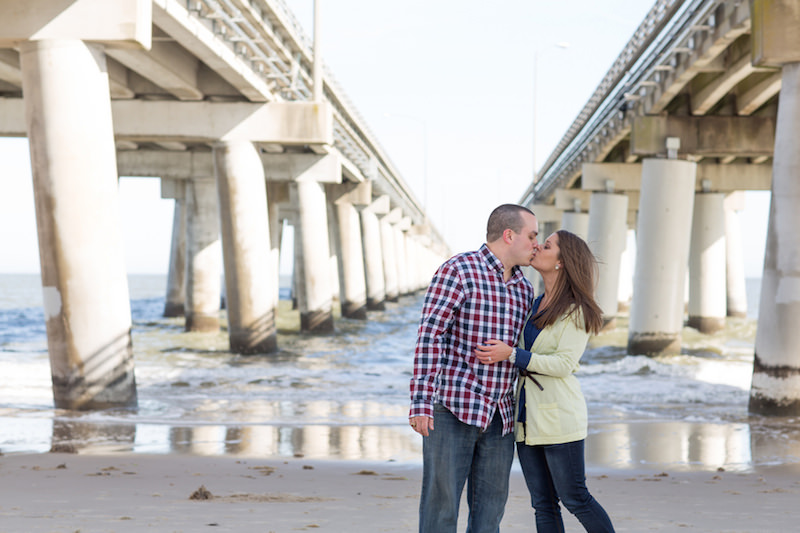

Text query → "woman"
[475,230,615,533]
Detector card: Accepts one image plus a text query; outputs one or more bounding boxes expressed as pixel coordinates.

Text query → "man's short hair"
[486,204,536,242]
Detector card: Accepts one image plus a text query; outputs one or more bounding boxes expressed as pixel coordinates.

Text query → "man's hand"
[409,416,434,436]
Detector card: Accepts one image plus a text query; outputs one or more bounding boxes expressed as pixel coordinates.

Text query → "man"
[410,204,539,533]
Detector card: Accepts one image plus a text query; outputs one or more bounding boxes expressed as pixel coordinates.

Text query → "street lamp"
[384,113,428,216]
[532,42,570,184]
[312,0,323,102]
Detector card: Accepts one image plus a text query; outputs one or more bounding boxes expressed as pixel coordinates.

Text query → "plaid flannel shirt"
[409,244,534,434]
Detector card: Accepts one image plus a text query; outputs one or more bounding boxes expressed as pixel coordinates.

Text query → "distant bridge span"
[0,0,446,409]
[520,0,800,415]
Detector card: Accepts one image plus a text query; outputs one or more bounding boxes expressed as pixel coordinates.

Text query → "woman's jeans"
[516,439,615,533]
[419,404,515,533]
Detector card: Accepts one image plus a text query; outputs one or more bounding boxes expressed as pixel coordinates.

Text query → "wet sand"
[1,451,799,532]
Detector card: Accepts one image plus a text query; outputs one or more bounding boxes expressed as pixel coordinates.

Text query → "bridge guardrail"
[526,0,727,205]
[188,0,430,229]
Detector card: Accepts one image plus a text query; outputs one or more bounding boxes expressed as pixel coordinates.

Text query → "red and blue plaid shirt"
[410,244,534,434]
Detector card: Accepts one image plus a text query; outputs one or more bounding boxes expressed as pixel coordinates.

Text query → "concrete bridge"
[0,0,448,409]
[521,0,800,415]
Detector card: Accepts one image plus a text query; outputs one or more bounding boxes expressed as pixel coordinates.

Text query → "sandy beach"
[1,451,799,533]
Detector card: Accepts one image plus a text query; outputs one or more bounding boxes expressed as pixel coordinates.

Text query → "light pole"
[384,113,428,217]
[532,42,569,184]
[312,0,323,102]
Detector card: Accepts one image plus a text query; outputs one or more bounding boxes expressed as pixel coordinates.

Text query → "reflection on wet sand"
[47,420,422,461]
[586,422,752,471]
[33,417,800,473]
[586,419,800,472]
[51,419,137,454]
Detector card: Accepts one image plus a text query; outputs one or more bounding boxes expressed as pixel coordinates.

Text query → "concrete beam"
[106,38,203,101]
[154,141,188,151]
[364,194,391,216]
[0,49,22,87]
[582,163,642,191]
[529,204,562,223]
[340,152,366,183]
[117,150,214,179]
[751,0,800,67]
[696,164,772,191]
[0,0,151,48]
[329,181,371,206]
[738,72,782,116]
[113,100,333,144]
[262,152,341,184]
[645,1,750,114]
[0,98,334,146]
[152,0,271,102]
[582,162,772,192]
[107,58,136,99]
[409,224,432,237]
[692,54,758,115]
[115,140,139,151]
[631,115,775,158]
[554,189,592,212]
[385,207,403,224]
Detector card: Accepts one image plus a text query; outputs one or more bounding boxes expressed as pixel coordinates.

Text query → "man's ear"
[503,229,514,244]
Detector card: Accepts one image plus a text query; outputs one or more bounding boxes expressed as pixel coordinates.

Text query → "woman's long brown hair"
[533,230,603,335]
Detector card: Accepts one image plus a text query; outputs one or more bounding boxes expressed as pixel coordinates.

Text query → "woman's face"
[531,232,561,273]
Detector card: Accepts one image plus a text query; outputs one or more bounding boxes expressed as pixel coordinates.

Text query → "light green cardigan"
[514,306,590,445]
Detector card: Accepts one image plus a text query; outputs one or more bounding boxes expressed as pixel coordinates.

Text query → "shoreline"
[1,451,799,532]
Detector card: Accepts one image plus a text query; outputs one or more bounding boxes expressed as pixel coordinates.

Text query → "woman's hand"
[474,340,514,365]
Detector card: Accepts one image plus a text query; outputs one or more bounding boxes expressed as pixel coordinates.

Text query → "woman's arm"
[524,320,589,377]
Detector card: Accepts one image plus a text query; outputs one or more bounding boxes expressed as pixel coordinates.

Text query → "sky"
[0,0,769,276]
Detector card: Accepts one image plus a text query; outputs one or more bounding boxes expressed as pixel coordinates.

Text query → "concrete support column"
[295,179,334,332]
[185,178,222,332]
[561,211,590,241]
[415,239,429,290]
[417,240,434,290]
[214,140,277,353]
[535,220,560,294]
[164,197,187,317]
[291,213,307,311]
[360,204,386,310]
[380,216,399,301]
[587,193,629,327]
[326,199,341,306]
[618,228,635,309]
[335,199,368,319]
[267,182,288,310]
[724,193,748,317]
[20,39,136,409]
[406,236,420,291]
[688,192,727,333]
[750,61,800,415]
[628,158,696,355]
[394,225,409,295]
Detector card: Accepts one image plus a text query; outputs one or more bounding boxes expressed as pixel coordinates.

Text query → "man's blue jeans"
[419,404,514,533]
[516,439,615,533]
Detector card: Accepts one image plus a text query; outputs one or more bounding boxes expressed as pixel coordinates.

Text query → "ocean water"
[1,274,799,472]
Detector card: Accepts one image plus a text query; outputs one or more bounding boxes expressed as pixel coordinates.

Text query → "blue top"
[516,294,544,421]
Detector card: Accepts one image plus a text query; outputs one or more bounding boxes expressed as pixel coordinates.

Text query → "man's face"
[509,213,539,267]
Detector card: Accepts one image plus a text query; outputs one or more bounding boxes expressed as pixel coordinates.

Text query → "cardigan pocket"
[532,402,562,437]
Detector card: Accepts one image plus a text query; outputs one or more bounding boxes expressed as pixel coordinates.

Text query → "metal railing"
[526,0,730,204]
[184,0,427,225]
